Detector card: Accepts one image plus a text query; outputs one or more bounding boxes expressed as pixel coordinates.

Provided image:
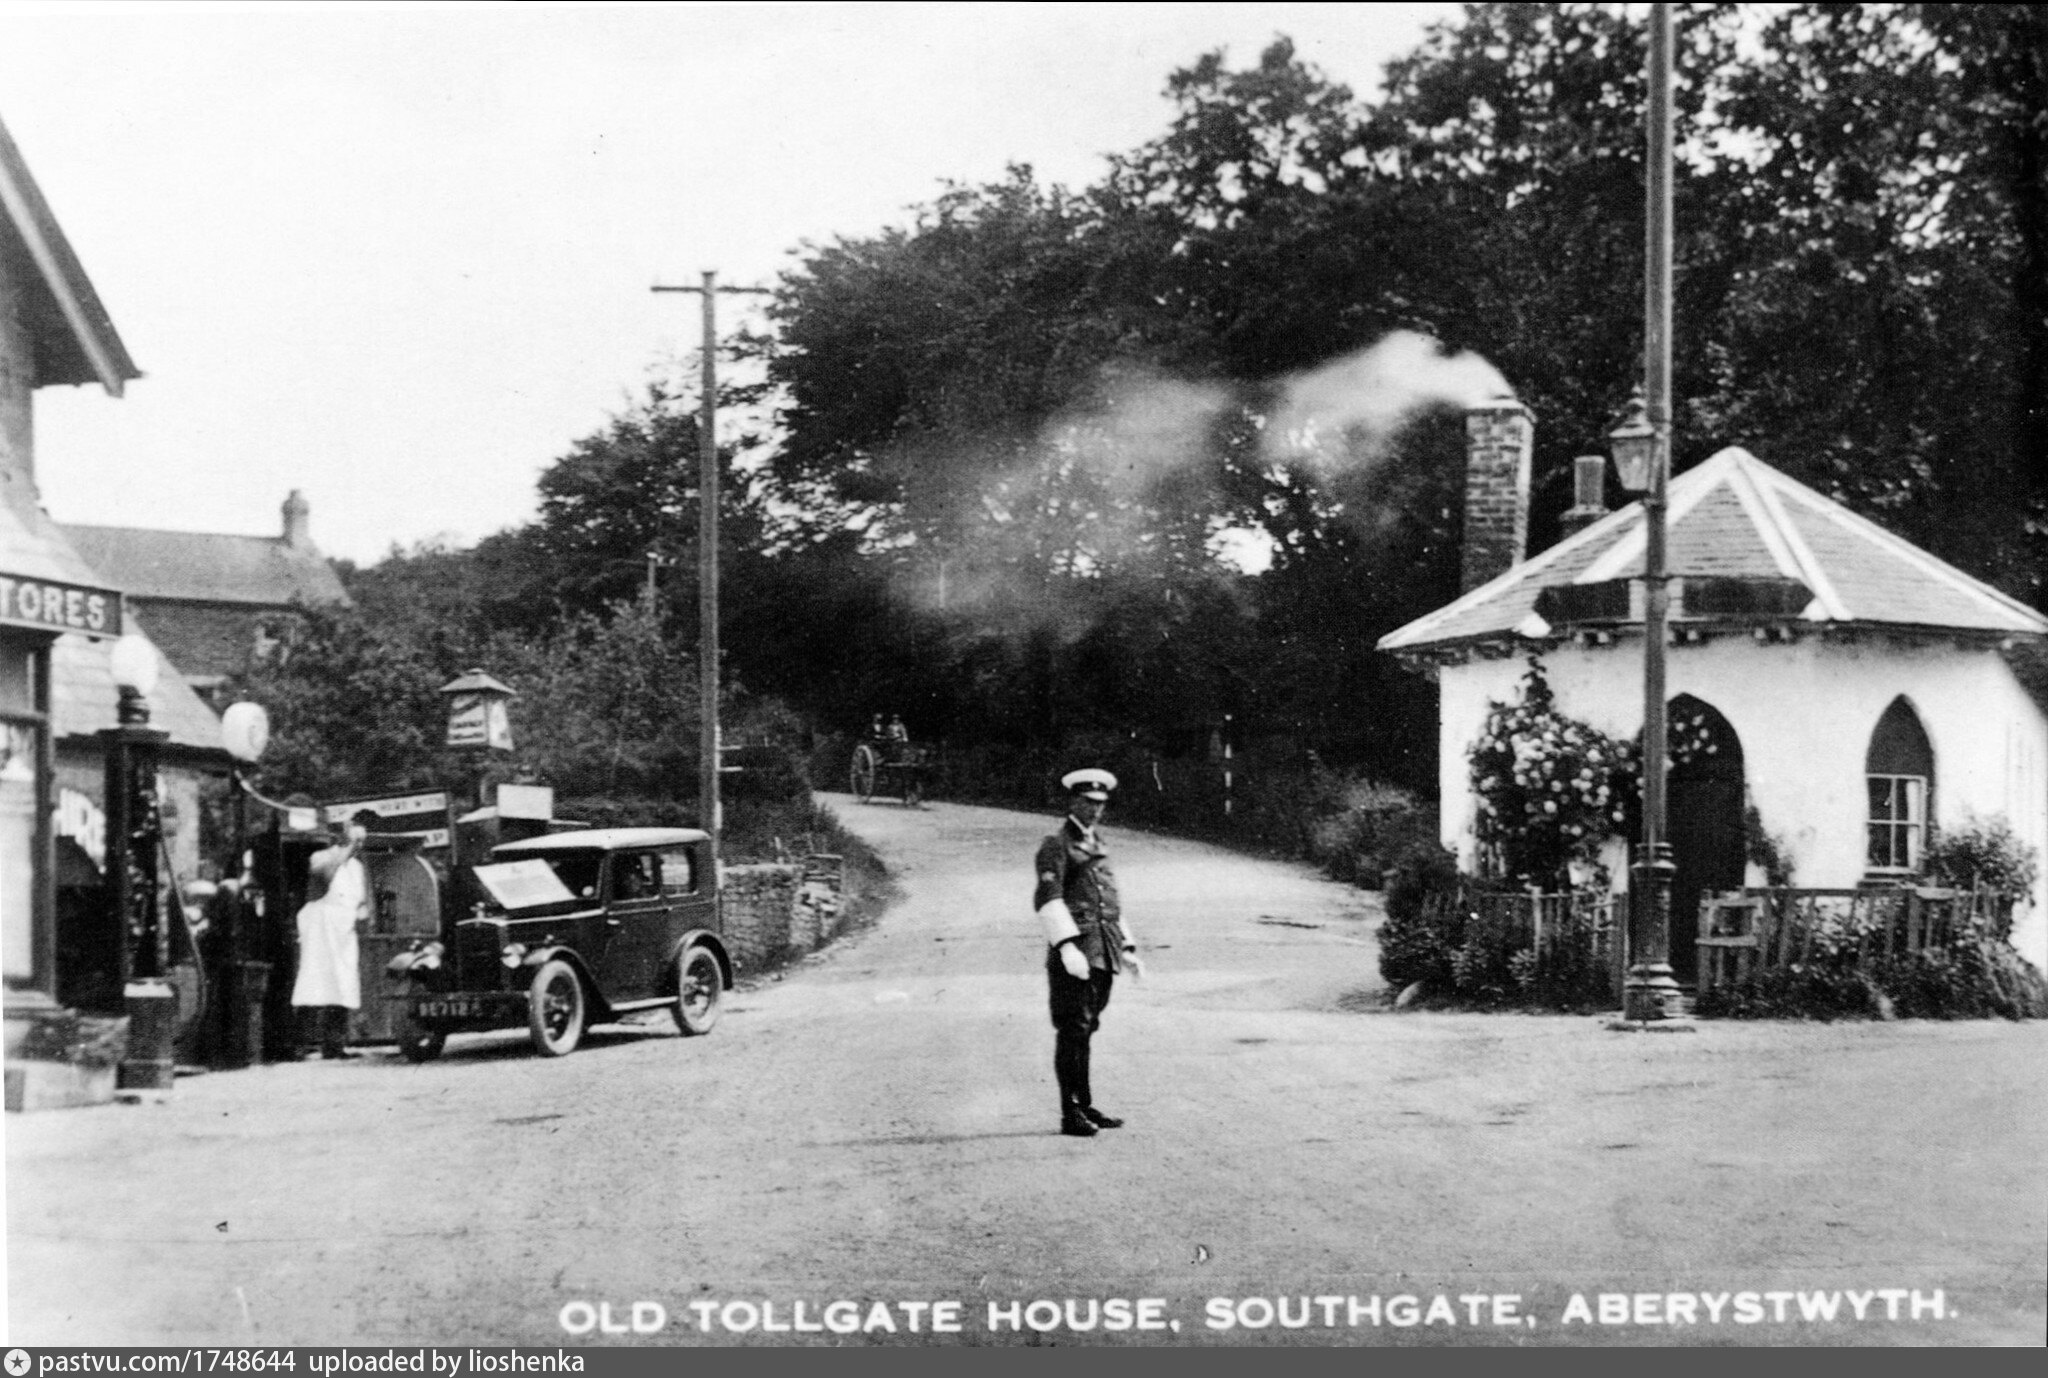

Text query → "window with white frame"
[1866,774,1926,871]
[1865,698,1934,875]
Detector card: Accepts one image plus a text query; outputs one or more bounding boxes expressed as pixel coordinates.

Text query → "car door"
[595,849,671,1001]
[655,843,714,945]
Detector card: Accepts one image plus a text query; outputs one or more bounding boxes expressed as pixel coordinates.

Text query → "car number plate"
[416,996,489,1021]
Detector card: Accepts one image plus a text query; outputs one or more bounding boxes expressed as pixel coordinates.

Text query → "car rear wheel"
[527,959,586,1057]
[673,944,723,1036]
[394,976,447,1063]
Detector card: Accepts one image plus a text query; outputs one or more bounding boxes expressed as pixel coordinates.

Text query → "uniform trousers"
[1046,952,1115,1114]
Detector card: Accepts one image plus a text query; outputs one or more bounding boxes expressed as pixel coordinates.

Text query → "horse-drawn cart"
[849,736,933,806]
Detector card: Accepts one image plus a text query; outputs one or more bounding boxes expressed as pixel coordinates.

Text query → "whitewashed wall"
[1435,635,2048,971]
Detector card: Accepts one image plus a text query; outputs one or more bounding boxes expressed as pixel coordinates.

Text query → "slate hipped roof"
[60,523,350,608]
[1380,447,2048,653]
[0,113,139,395]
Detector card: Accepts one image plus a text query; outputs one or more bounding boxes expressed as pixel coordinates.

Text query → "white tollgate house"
[1379,401,2048,979]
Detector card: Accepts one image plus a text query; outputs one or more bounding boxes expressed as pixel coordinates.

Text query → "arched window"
[1866,697,1934,873]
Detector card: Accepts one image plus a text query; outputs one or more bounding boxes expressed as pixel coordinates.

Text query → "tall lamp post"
[1614,1,1687,1024]
[103,633,175,1090]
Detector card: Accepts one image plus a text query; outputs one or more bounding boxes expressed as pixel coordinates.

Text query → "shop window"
[1866,698,1933,873]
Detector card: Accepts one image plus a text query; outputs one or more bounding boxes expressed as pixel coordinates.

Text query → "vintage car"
[385,827,732,1060]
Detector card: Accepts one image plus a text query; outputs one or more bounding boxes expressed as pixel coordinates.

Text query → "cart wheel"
[394,977,446,1063]
[527,959,586,1057]
[850,743,879,802]
[672,944,724,1037]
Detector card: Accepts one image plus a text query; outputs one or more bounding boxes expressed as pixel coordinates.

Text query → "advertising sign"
[445,692,513,750]
[322,792,450,827]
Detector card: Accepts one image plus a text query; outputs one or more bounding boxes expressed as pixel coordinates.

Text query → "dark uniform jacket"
[1034,816,1126,973]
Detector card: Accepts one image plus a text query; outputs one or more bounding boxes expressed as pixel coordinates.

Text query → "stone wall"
[720,855,847,975]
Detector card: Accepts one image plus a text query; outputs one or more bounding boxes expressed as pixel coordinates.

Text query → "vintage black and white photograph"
[3,0,2044,1349]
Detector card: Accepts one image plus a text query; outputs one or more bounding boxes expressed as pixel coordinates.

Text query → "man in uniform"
[1034,767,1143,1137]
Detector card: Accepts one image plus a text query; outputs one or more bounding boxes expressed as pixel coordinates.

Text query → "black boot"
[1073,1038,1120,1127]
[1054,1030,1095,1135]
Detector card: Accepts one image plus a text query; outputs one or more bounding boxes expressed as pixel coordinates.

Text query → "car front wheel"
[527,959,587,1057]
[673,944,723,1037]
[394,976,447,1063]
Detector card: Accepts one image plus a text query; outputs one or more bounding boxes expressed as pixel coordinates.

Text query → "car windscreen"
[481,851,604,908]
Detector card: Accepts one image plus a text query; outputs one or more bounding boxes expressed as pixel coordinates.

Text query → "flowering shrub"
[1469,660,1628,885]
[1926,815,2039,940]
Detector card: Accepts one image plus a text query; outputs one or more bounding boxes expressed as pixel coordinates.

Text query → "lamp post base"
[1620,965,1689,1023]
[1617,842,1691,1025]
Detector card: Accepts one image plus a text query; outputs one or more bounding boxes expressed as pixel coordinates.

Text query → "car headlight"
[501,941,528,969]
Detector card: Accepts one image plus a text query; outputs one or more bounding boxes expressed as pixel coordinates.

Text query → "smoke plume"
[1265,330,1512,471]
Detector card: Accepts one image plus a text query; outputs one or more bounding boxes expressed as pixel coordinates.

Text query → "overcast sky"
[2,1,1458,565]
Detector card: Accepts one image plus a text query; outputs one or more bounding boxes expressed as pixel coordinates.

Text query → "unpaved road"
[6,795,2045,1346]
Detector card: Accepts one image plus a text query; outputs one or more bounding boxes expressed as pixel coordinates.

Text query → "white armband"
[1038,899,1080,946]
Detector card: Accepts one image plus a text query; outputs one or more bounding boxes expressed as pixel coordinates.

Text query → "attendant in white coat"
[290,813,369,1059]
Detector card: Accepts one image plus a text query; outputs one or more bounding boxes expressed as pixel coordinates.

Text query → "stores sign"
[0,574,122,638]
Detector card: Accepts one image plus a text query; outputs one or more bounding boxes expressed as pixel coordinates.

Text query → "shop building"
[3,111,228,1107]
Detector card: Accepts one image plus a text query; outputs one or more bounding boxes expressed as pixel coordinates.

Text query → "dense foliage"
[1376,862,1620,1011]
[1925,816,2041,941]
[1695,920,2048,1020]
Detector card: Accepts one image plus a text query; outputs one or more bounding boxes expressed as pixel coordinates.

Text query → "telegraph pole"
[650,271,771,865]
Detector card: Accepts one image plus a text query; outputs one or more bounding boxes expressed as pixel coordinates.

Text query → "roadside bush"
[1305,774,1437,888]
[1696,925,2048,1021]
[1377,847,1620,1010]
[1926,816,2039,941]
[1376,843,1463,990]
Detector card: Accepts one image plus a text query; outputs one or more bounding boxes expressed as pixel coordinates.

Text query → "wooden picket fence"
[1465,885,1625,1007]
[1695,885,2002,996]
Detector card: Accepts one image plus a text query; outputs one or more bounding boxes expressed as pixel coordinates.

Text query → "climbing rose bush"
[1469,660,1628,886]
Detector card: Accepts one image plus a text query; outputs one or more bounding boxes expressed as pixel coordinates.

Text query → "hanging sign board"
[322,792,450,828]
[445,693,513,750]
[495,783,553,821]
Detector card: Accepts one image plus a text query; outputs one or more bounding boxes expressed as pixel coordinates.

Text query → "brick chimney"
[1560,454,1610,538]
[281,489,310,548]
[1461,399,1533,592]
